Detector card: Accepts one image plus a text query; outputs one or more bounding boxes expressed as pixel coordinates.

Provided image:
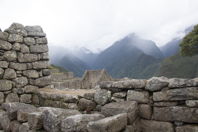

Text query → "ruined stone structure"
[0,23,198,132]
[0,23,51,104]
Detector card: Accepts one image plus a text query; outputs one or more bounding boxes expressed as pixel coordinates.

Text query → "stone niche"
[0,23,51,104]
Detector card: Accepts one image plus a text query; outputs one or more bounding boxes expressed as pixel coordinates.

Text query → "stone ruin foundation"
[0,23,198,132]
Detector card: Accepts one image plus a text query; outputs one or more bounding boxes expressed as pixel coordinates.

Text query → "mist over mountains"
[49,25,198,78]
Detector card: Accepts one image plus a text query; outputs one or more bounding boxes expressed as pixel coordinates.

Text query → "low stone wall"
[0,23,51,105]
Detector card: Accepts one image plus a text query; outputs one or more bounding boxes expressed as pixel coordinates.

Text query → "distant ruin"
[0,23,198,132]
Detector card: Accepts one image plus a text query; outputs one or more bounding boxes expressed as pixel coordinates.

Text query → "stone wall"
[0,23,51,105]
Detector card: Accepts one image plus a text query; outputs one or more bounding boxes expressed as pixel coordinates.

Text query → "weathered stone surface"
[61,114,104,132]
[33,76,51,87]
[28,112,43,130]
[87,113,127,132]
[8,34,23,43]
[94,89,111,105]
[127,90,149,103]
[14,77,28,87]
[186,100,198,107]
[101,101,138,123]
[18,53,38,62]
[153,102,178,107]
[111,97,125,102]
[41,52,49,60]
[0,112,10,132]
[17,107,38,122]
[10,120,20,132]
[24,37,35,45]
[3,51,17,61]
[32,61,48,69]
[32,95,40,105]
[36,37,48,44]
[78,98,96,112]
[100,79,146,91]
[0,40,12,50]
[0,80,12,91]
[139,104,152,119]
[153,106,198,123]
[123,119,140,132]
[25,26,46,37]
[9,62,27,70]
[0,31,9,41]
[112,92,127,98]
[12,43,21,52]
[30,45,48,53]
[5,23,27,36]
[145,77,169,91]
[176,125,198,132]
[41,107,80,132]
[3,68,16,79]
[20,44,29,53]
[19,123,30,132]
[187,78,198,87]
[0,61,9,68]
[0,92,4,104]
[6,93,19,103]
[153,87,198,101]
[0,68,3,78]
[140,119,174,132]
[168,78,188,88]
[23,70,39,78]
[42,69,51,76]
[24,85,38,93]
[20,94,32,103]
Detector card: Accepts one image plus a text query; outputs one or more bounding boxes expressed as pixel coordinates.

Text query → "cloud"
[0,0,198,52]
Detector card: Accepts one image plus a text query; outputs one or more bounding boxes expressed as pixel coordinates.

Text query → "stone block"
[127,90,149,103]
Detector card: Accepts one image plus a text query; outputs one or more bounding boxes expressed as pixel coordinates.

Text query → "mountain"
[92,34,163,78]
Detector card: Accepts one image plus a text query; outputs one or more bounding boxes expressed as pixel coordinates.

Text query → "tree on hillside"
[180,25,198,56]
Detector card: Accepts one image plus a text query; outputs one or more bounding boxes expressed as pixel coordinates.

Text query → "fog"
[1,0,198,52]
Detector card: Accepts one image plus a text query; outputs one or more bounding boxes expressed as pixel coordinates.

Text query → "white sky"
[0,0,198,52]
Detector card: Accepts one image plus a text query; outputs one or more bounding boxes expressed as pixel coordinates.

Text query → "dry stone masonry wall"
[0,23,51,105]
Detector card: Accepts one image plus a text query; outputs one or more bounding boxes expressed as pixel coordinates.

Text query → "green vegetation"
[49,64,68,73]
[180,25,198,56]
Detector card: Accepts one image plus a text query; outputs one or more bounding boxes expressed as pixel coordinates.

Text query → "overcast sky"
[1,0,198,52]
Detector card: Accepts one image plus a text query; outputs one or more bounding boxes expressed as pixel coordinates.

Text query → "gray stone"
[10,120,20,132]
[18,53,38,62]
[0,112,10,132]
[0,40,12,50]
[112,92,127,98]
[19,123,30,132]
[87,113,127,132]
[12,43,21,51]
[111,97,125,102]
[32,61,48,69]
[153,102,178,107]
[20,44,29,53]
[176,125,198,132]
[24,85,38,93]
[140,119,174,132]
[186,100,198,107]
[20,94,32,103]
[28,112,43,130]
[8,34,23,43]
[3,51,17,61]
[3,68,16,79]
[0,61,9,68]
[41,52,49,60]
[101,101,138,124]
[6,93,19,103]
[145,77,169,91]
[0,80,13,91]
[36,37,48,44]
[17,106,38,122]
[127,90,149,103]
[0,31,9,41]
[153,87,198,101]
[139,104,152,119]
[61,114,104,132]
[94,89,111,105]
[9,62,27,70]
[24,37,35,45]
[78,98,96,112]
[14,77,28,87]
[32,95,40,105]
[30,45,48,53]
[153,106,198,123]
[33,76,51,87]
[41,107,80,132]
[5,23,27,36]
[187,78,198,87]
[123,119,140,132]
[23,70,39,78]
[0,92,4,104]
[68,103,78,109]
[25,26,46,37]
[42,69,51,76]
[168,78,188,88]
[0,68,4,78]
